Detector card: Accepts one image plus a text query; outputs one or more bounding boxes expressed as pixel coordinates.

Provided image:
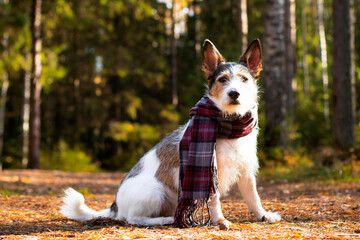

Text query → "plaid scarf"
[173,96,257,228]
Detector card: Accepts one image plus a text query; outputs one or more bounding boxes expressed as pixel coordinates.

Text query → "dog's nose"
[228,90,240,100]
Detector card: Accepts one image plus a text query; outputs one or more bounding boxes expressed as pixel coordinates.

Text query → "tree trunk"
[192,0,201,60]
[238,0,248,53]
[171,0,178,109]
[28,0,42,169]
[332,0,356,150]
[0,79,8,171]
[284,0,296,121]
[263,0,286,148]
[316,0,330,121]
[0,33,10,171]
[22,66,31,168]
[301,0,309,96]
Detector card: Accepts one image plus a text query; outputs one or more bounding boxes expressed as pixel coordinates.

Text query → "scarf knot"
[174,96,257,228]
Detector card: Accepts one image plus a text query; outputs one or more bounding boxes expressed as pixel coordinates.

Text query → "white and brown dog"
[60,39,281,230]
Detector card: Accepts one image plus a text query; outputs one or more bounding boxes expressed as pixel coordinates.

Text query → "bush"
[106,121,160,171]
[41,140,99,172]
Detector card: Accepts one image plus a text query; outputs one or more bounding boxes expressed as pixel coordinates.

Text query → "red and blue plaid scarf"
[174,96,257,228]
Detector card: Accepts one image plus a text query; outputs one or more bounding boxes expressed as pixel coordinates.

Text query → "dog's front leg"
[209,193,231,230]
[237,174,281,222]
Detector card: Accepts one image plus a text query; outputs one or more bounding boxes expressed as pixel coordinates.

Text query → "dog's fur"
[60,39,281,229]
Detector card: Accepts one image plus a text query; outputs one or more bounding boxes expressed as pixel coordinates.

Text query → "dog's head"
[202,39,262,116]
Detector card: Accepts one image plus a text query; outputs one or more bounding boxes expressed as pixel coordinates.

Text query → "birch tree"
[263,0,287,147]
[301,0,309,96]
[316,0,329,121]
[284,0,296,120]
[171,0,178,109]
[238,0,248,53]
[28,0,42,169]
[22,66,31,168]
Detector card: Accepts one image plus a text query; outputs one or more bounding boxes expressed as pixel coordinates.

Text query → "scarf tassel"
[173,198,211,228]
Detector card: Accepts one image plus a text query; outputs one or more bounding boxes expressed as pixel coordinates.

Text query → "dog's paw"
[161,217,175,225]
[217,218,231,230]
[261,211,281,222]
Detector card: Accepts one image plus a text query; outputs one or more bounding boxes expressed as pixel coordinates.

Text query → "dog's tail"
[60,188,113,221]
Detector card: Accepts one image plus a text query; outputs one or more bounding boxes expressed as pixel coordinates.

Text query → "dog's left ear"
[239,39,262,79]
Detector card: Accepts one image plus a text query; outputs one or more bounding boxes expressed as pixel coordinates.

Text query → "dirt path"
[0,170,359,239]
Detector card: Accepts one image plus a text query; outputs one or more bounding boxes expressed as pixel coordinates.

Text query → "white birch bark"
[263,0,287,147]
[171,0,178,109]
[284,0,296,119]
[28,0,42,169]
[316,0,330,121]
[22,65,31,168]
[301,0,309,96]
[238,0,248,53]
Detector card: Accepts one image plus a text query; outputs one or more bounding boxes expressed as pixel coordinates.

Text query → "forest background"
[0,0,359,180]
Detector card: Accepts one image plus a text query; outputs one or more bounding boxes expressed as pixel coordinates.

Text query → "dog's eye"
[218,77,227,83]
[242,76,248,83]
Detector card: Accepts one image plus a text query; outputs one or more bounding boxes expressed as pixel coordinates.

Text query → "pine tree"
[332,0,356,150]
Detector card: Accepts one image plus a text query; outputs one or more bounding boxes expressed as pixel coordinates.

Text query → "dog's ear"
[239,39,262,79]
[202,39,225,77]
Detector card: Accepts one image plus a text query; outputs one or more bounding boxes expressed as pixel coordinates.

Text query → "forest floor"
[0,170,359,239]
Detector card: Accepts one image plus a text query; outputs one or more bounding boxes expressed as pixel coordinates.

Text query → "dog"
[60,39,281,230]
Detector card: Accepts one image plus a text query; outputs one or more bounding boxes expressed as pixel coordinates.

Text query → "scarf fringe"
[173,199,211,228]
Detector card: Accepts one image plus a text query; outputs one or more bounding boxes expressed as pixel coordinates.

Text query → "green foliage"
[2,138,22,169]
[160,105,180,131]
[41,46,68,92]
[0,189,21,197]
[107,121,160,171]
[1,0,359,173]
[77,188,92,196]
[109,121,159,143]
[41,140,99,172]
[0,4,31,78]
[261,157,360,183]
[294,94,331,148]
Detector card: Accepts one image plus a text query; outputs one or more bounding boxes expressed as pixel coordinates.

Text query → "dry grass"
[0,170,359,239]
